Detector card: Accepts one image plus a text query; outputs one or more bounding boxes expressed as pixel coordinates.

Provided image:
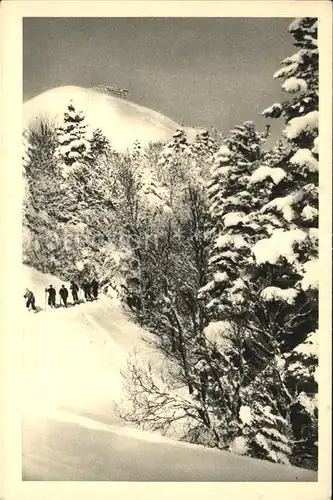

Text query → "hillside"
[23,86,197,152]
[22,266,316,481]
[21,17,321,477]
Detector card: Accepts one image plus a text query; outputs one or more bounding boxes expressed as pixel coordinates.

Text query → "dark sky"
[23,17,294,137]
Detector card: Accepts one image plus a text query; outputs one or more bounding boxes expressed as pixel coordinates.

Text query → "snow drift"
[22,265,317,481]
[23,86,197,152]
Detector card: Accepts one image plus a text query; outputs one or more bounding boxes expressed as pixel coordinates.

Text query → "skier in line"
[70,280,80,304]
[90,278,99,300]
[81,280,92,301]
[59,284,69,307]
[24,288,37,312]
[45,284,56,308]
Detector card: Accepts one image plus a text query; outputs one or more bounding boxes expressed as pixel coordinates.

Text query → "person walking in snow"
[24,288,37,312]
[81,280,91,301]
[45,284,56,308]
[70,280,79,304]
[59,284,69,307]
[90,278,99,300]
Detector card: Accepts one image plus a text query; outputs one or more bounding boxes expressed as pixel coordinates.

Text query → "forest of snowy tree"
[23,18,318,470]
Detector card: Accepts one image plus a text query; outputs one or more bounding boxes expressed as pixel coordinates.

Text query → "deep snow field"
[21,265,317,481]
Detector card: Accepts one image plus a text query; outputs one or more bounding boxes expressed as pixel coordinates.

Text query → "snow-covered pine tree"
[250,17,319,469]
[234,372,292,465]
[158,128,189,167]
[202,18,319,467]
[90,127,110,158]
[190,128,217,158]
[55,100,93,177]
[212,18,319,468]
[184,123,273,454]
[132,139,142,158]
[263,17,318,141]
[55,102,115,220]
[195,119,303,464]
[200,121,266,320]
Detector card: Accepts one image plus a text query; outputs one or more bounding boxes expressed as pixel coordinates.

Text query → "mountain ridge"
[23,85,198,152]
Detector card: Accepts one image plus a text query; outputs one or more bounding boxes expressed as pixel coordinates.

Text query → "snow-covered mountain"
[23,86,197,152]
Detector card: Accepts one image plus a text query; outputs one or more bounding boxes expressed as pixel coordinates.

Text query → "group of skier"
[45,278,99,308]
[24,278,99,312]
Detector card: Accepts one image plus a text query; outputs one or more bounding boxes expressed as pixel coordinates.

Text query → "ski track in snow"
[22,265,317,481]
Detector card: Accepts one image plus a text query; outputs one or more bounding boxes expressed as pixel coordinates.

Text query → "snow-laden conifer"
[55,100,93,177]
[252,17,319,469]
[200,121,265,318]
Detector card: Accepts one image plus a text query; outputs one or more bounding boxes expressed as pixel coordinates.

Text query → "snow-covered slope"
[23,86,197,152]
[22,266,317,481]
[22,265,160,419]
